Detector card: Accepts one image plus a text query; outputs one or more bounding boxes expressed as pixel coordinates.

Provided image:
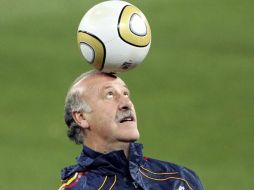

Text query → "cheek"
[98,102,117,116]
[88,100,118,124]
[91,108,116,126]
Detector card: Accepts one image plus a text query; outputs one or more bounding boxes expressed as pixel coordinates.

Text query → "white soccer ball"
[77,0,151,73]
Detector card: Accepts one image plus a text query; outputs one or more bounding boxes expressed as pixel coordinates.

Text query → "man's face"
[79,74,139,145]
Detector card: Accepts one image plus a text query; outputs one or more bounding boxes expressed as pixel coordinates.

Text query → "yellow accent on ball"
[118,5,151,47]
[77,31,105,70]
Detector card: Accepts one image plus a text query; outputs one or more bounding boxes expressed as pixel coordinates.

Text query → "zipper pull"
[132,181,139,189]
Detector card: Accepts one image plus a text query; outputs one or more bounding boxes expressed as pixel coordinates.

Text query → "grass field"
[1,0,253,189]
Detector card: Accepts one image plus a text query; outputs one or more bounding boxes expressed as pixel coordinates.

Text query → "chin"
[116,123,140,142]
[120,131,140,142]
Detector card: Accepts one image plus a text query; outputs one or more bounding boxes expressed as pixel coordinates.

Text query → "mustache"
[115,110,135,122]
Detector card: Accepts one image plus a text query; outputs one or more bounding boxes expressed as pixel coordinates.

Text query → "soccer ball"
[77,0,151,73]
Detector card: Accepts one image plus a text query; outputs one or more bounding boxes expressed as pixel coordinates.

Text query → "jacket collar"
[61,142,144,180]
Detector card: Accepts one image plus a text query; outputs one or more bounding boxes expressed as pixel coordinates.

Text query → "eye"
[106,91,114,99]
[123,91,129,97]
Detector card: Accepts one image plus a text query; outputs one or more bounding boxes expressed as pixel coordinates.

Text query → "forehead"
[74,73,128,95]
[89,75,126,88]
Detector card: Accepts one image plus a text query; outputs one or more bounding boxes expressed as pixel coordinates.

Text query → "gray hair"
[64,70,117,144]
[64,90,91,144]
[64,71,97,144]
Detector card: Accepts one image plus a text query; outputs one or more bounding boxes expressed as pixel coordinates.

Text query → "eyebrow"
[102,84,129,91]
[102,86,114,90]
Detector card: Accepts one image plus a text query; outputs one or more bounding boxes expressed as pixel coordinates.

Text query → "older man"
[59,70,204,190]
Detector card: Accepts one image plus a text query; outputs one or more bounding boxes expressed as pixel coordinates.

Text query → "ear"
[72,111,89,129]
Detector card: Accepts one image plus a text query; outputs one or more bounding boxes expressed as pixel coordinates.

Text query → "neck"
[84,140,131,158]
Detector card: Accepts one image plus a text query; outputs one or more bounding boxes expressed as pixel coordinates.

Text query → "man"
[59,70,204,190]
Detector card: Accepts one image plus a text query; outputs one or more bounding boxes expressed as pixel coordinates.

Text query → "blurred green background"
[1,0,253,189]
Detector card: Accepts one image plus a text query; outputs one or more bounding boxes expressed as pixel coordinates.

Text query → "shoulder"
[58,171,112,190]
[141,157,205,190]
[143,157,198,174]
[59,171,102,190]
[58,172,87,190]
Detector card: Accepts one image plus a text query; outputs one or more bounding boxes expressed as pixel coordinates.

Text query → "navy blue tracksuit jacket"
[59,143,204,190]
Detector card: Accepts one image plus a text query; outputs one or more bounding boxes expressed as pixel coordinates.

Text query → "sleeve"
[183,168,205,190]
[58,172,81,190]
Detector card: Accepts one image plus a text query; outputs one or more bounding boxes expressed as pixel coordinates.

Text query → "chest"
[76,174,192,190]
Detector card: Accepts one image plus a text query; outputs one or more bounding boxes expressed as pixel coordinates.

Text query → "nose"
[118,97,133,111]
